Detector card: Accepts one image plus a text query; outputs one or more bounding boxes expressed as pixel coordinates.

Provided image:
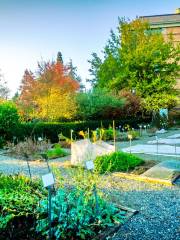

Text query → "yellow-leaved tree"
[18,55,79,121]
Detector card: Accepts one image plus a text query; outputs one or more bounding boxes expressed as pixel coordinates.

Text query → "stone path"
[142,160,180,182]
[121,130,180,159]
[122,144,180,156]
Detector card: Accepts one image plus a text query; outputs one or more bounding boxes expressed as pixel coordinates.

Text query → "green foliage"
[36,186,124,239]
[14,118,150,143]
[0,101,20,141]
[76,88,124,120]
[151,112,168,129]
[92,126,115,141]
[88,18,180,111]
[46,144,68,159]
[94,151,144,174]
[0,174,45,238]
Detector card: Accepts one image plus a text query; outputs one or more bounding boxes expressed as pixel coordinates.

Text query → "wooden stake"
[113,120,116,150]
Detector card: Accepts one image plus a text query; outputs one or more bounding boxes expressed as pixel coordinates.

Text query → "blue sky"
[0,0,179,96]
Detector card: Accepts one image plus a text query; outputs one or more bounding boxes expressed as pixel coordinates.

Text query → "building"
[141,8,180,45]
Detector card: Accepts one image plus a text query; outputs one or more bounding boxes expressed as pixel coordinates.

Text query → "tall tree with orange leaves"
[18,54,79,121]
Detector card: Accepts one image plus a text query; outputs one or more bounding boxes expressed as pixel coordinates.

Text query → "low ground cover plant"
[0,174,45,239]
[94,151,144,174]
[46,143,68,159]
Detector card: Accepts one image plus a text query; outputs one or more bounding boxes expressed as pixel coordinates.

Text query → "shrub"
[118,90,141,117]
[0,174,45,239]
[94,151,144,174]
[7,137,51,160]
[0,101,20,141]
[36,187,125,239]
[76,88,124,120]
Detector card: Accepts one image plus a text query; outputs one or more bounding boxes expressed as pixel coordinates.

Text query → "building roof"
[140,13,180,28]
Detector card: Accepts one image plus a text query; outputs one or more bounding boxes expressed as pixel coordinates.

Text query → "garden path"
[104,176,180,240]
[118,128,180,161]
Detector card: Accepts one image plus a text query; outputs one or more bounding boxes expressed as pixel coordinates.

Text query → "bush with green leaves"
[0,101,20,142]
[36,186,125,239]
[94,151,144,174]
[0,174,45,239]
[76,88,124,120]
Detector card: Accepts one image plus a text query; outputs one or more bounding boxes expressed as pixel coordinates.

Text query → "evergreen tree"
[57,51,63,63]
[0,70,10,99]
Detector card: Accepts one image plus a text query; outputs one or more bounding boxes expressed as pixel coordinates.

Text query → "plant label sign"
[42,173,55,188]
[86,160,94,170]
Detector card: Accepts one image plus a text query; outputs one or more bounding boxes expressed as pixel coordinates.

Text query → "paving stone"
[142,160,180,182]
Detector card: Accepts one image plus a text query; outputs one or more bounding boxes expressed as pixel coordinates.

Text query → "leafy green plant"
[94,151,144,174]
[0,101,20,140]
[36,186,125,239]
[0,174,45,239]
[46,144,68,159]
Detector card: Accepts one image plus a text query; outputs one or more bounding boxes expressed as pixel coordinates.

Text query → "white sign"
[42,173,55,188]
[159,108,168,118]
[85,160,94,170]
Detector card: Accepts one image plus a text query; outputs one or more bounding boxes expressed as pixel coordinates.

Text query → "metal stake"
[48,186,52,240]
[24,153,32,180]
[88,128,90,139]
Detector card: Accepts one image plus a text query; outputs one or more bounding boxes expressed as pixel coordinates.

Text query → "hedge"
[14,117,150,143]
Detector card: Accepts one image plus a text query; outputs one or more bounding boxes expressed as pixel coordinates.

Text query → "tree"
[76,88,124,120]
[0,70,10,100]
[88,18,180,111]
[68,59,85,91]
[57,51,63,63]
[18,58,79,121]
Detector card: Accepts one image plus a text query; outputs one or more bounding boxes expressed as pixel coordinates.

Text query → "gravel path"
[0,151,71,177]
[104,176,180,240]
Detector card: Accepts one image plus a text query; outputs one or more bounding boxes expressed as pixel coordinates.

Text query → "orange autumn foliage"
[18,61,79,121]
